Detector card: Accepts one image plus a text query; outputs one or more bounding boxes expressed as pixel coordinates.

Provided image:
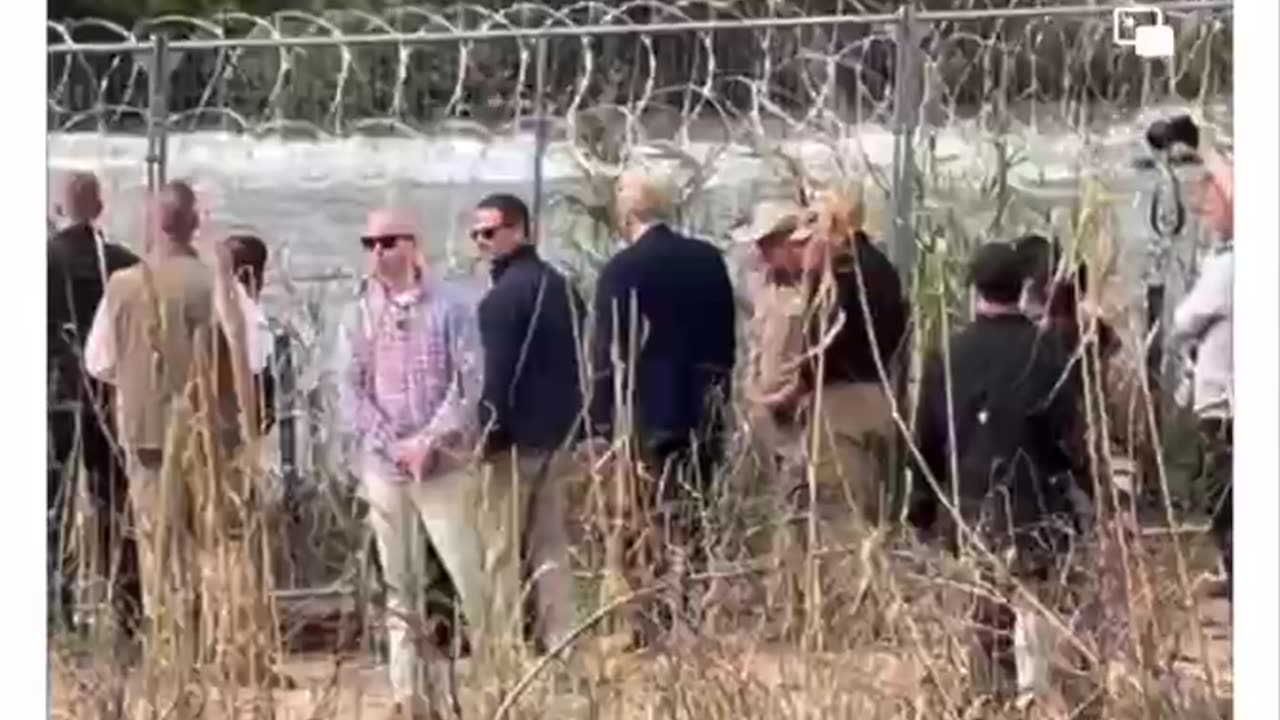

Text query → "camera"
[1133,114,1202,171]
[1135,114,1205,237]
[1145,114,1200,153]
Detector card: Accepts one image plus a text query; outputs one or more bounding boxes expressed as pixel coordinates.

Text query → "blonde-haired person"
[588,166,737,647]
[1171,153,1234,599]
[787,186,908,536]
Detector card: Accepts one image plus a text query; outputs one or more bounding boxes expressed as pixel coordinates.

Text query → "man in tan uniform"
[735,200,815,619]
[736,201,810,507]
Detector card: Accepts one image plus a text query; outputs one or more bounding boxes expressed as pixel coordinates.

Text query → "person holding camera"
[1171,154,1234,600]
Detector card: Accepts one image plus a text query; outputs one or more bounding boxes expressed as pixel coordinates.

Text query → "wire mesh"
[46,1,1234,596]
[46,3,1232,250]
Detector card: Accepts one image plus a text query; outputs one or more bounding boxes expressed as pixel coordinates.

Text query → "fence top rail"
[47,1,1232,55]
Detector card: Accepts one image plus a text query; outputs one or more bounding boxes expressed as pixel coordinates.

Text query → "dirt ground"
[51,591,1231,720]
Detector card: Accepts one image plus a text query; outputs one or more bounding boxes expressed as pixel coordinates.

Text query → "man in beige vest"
[85,181,256,673]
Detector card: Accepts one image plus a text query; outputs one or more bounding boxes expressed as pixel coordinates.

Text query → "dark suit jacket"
[589,223,736,449]
[912,313,1082,539]
[47,223,139,406]
[804,233,908,387]
[478,244,587,455]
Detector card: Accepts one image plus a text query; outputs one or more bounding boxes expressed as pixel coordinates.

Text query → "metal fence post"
[145,33,170,192]
[532,37,549,242]
[274,330,300,501]
[889,4,921,282]
[887,5,923,520]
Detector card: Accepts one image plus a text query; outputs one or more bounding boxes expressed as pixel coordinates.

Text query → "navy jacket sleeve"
[702,250,738,402]
[909,351,949,531]
[107,243,141,274]
[477,278,529,453]
[589,260,629,437]
[709,252,738,373]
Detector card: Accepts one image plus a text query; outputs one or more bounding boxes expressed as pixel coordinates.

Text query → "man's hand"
[392,437,436,477]
[758,376,803,411]
[574,436,617,475]
[575,436,613,458]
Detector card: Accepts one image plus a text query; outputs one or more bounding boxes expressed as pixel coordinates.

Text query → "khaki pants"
[125,448,199,667]
[483,450,576,653]
[804,382,894,531]
[747,405,806,555]
[770,383,893,641]
[748,407,806,492]
[364,457,492,704]
[364,449,576,703]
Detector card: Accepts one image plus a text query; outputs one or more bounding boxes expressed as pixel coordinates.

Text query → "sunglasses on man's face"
[470,224,512,242]
[361,235,410,251]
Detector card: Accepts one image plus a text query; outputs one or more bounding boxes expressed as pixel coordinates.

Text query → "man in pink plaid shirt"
[336,208,484,720]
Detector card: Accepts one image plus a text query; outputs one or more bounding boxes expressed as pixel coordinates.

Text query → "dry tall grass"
[49,176,1231,720]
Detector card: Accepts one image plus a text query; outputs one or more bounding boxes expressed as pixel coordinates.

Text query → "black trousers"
[1199,417,1233,597]
[963,499,1082,705]
[47,399,141,637]
[624,430,724,644]
[969,545,1069,699]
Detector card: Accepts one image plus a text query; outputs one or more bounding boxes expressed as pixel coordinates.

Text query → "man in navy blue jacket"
[588,170,737,644]
[472,193,585,654]
[47,171,142,639]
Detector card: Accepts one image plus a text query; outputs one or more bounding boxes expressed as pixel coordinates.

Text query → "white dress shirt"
[85,278,270,384]
[1170,244,1233,419]
[83,287,116,383]
[240,288,272,375]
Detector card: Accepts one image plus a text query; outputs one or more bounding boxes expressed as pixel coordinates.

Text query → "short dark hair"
[1012,233,1057,288]
[228,234,268,297]
[969,242,1024,305]
[475,193,531,236]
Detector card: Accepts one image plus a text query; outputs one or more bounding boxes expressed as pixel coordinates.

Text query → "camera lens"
[1145,114,1200,152]
[1146,120,1172,151]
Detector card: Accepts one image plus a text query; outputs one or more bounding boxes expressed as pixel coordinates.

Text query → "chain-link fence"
[47,0,1234,594]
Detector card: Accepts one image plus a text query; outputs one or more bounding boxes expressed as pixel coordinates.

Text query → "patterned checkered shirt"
[338,272,481,481]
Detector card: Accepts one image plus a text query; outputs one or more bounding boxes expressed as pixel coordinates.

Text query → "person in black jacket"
[472,193,585,653]
[788,188,908,532]
[1013,233,1119,360]
[588,169,736,645]
[1013,234,1125,523]
[46,171,142,638]
[912,241,1084,704]
[228,234,277,434]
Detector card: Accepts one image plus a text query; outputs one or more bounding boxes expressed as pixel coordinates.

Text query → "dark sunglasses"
[361,234,411,251]
[470,224,512,241]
